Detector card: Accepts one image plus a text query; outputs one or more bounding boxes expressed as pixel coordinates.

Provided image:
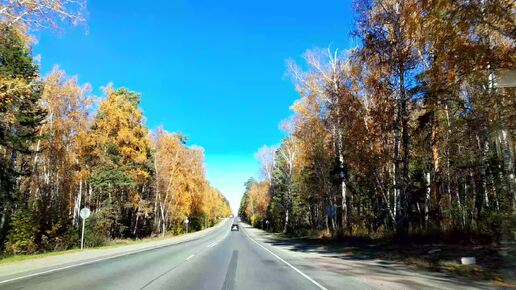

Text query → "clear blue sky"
[33,0,354,213]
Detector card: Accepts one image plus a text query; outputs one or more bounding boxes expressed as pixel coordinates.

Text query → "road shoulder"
[0,219,229,283]
[241,223,505,290]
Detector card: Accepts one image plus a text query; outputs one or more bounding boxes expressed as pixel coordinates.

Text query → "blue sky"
[33,0,354,213]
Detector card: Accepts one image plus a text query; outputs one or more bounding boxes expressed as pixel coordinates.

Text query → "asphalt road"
[0,219,324,290]
[0,219,500,290]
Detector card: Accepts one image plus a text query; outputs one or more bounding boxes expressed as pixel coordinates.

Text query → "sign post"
[79,208,91,250]
[184,218,189,233]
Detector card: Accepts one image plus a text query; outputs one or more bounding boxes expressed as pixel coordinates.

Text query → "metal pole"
[81,218,85,250]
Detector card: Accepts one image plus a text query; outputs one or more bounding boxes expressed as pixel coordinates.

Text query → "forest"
[0,1,231,255]
[240,0,515,242]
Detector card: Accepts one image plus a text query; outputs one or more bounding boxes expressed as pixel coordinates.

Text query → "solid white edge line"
[0,219,232,285]
[185,254,195,261]
[242,227,329,290]
[0,248,148,285]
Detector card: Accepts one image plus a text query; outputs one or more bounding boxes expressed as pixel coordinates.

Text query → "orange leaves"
[35,66,92,172]
[81,87,153,218]
[90,88,150,168]
[0,76,31,124]
[153,128,230,229]
[246,181,271,222]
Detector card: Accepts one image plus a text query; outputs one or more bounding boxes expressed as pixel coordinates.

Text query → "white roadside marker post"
[184,218,189,234]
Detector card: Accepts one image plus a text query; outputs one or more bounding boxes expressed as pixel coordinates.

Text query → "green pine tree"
[0,27,46,250]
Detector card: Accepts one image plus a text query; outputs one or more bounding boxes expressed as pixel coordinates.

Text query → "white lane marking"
[212,226,231,247]
[0,248,152,285]
[185,254,195,261]
[207,242,216,248]
[242,227,328,290]
[0,220,233,285]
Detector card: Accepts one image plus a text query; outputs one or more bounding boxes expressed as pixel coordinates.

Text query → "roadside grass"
[262,230,516,285]
[0,220,225,266]
[0,248,84,265]
[0,235,170,266]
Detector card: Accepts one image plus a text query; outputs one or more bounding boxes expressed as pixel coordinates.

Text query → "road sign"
[79,207,91,250]
[80,208,91,219]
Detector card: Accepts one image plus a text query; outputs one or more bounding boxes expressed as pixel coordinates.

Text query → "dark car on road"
[231,224,239,231]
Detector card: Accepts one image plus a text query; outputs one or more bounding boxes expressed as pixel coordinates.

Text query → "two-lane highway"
[0,219,325,290]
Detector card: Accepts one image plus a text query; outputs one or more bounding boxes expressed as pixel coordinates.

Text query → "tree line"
[0,1,231,255]
[240,0,515,241]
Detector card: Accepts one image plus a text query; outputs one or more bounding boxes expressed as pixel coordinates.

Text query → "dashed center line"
[206,226,231,249]
[185,254,195,261]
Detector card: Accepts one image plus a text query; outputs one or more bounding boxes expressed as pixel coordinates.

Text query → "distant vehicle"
[231,224,239,231]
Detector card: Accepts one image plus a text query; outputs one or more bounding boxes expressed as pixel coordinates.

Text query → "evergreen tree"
[0,27,46,250]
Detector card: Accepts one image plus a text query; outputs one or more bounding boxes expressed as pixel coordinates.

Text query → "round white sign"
[80,208,91,219]
[184,218,189,224]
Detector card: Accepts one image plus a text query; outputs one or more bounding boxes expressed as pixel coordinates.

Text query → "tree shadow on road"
[244,225,516,289]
